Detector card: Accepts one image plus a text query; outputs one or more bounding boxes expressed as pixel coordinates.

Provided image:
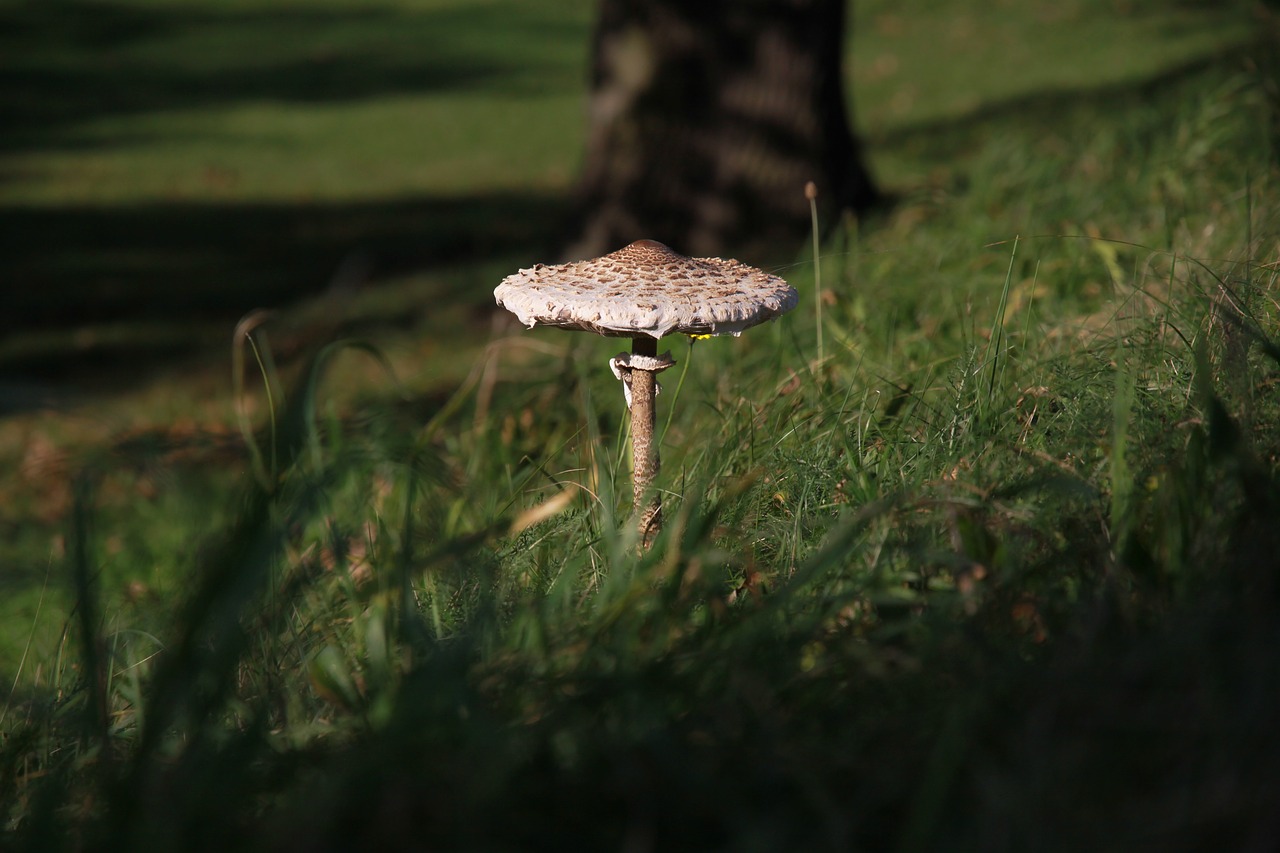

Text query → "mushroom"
[495,239,797,546]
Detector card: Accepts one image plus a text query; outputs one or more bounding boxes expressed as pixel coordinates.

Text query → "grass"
[4,0,1280,849]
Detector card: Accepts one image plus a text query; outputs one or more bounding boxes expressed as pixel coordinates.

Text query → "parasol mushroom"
[495,239,797,547]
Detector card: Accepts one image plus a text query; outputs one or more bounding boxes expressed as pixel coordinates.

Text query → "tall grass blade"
[232,311,280,489]
[69,474,109,761]
[660,337,695,444]
[984,235,1019,422]
[807,181,824,364]
[1110,348,1136,561]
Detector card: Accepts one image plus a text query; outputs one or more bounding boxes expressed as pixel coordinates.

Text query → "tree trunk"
[565,0,881,263]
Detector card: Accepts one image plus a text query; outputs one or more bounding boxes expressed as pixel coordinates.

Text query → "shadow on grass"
[0,191,569,384]
[0,0,586,401]
[0,0,583,153]
[869,45,1267,150]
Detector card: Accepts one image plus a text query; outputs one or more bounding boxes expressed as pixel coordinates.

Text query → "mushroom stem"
[629,336,662,547]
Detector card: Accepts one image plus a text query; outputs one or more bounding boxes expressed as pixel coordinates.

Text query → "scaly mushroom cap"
[494,239,798,339]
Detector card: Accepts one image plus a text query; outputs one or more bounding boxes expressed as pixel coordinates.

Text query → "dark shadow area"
[1,192,567,329]
[0,191,570,384]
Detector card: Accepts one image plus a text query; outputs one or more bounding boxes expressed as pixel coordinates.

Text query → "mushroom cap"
[494,239,798,339]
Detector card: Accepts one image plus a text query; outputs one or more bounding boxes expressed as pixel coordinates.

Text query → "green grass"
[0,0,592,201]
[4,0,1280,849]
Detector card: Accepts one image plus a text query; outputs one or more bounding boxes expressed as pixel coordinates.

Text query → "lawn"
[3,0,1280,849]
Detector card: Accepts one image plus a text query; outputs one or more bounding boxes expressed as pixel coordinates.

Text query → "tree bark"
[565,0,881,263]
